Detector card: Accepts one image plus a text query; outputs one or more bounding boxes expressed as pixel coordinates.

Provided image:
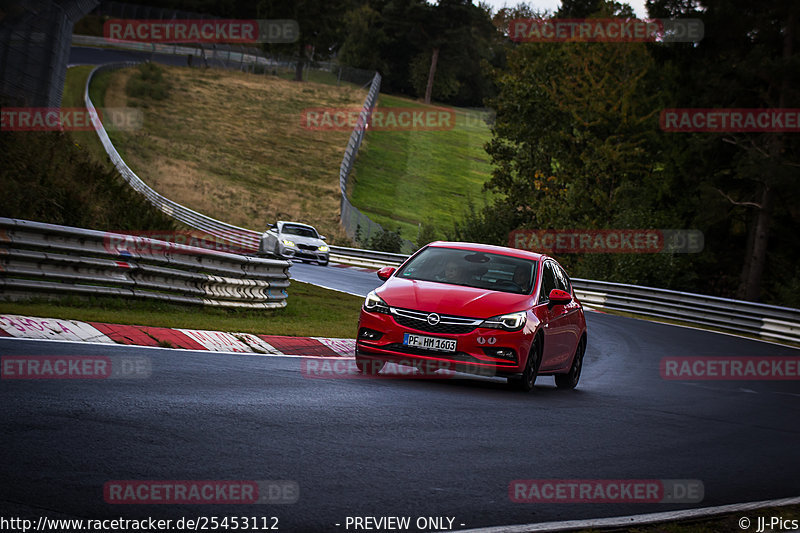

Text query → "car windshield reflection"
[283,225,318,238]
[396,247,537,295]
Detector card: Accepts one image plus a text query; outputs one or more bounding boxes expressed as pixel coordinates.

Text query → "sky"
[479,0,648,18]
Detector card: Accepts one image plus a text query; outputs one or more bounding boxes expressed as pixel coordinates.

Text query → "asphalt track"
[1,263,799,531]
[2,47,795,531]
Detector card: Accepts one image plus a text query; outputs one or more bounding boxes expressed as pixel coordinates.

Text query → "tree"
[648,0,800,301]
[257,0,353,81]
[464,0,701,287]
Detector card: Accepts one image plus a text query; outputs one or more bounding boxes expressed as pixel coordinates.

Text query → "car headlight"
[363,290,390,314]
[281,239,296,247]
[318,245,329,252]
[480,312,527,331]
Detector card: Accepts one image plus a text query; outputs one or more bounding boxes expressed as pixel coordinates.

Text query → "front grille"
[390,308,482,335]
[297,244,318,251]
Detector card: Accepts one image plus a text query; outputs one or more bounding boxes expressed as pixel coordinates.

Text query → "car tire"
[555,337,585,390]
[355,353,385,375]
[513,338,541,392]
[318,260,329,266]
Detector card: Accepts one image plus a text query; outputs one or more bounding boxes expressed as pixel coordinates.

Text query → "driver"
[512,265,531,292]
[440,260,468,284]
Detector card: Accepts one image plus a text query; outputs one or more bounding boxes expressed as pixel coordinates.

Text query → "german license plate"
[403,333,456,352]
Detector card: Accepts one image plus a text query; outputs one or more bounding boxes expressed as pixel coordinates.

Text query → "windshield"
[282,225,318,238]
[396,246,537,295]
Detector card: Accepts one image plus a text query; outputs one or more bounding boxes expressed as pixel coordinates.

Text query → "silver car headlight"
[480,312,527,331]
[281,239,296,247]
[318,245,329,252]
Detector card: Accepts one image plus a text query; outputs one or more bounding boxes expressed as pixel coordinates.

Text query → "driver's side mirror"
[377,266,396,281]
[548,288,572,307]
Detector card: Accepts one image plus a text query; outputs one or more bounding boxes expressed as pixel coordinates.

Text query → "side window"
[554,263,571,293]
[538,261,557,303]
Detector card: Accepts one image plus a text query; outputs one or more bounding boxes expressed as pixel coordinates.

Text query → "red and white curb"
[0,314,354,358]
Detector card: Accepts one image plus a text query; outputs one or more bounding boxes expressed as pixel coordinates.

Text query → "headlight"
[318,245,329,252]
[363,290,390,314]
[480,312,527,331]
[281,239,296,247]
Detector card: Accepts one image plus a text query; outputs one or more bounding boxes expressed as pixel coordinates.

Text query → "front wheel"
[555,337,585,390]
[513,338,541,392]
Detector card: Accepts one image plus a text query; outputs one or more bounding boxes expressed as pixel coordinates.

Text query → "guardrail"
[73,34,273,69]
[329,245,407,269]
[337,72,417,254]
[571,278,800,345]
[326,246,800,344]
[85,62,265,255]
[0,218,291,308]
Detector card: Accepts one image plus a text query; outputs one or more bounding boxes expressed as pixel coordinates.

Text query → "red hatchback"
[355,242,587,391]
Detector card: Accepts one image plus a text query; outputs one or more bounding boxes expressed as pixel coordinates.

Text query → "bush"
[126,63,170,101]
[0,130,177,231]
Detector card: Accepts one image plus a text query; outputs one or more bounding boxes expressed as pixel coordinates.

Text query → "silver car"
[260,221,329,266]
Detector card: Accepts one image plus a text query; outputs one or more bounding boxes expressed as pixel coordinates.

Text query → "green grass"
[0,281,363,338]
[62,65,115,167]
[348,93,495,245]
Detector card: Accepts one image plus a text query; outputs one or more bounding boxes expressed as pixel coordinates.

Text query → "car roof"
[426,241,545,262]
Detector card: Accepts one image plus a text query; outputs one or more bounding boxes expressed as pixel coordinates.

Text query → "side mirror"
[320,235,327,241]
[548,288,572,307]
[377,266,396,281]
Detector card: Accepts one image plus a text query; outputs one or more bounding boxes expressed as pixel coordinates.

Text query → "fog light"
[358,328,383,341]
[482,347,516,361]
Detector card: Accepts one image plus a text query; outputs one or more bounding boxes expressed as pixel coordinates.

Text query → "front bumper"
[293,249,329,263]
[356,309,532,377]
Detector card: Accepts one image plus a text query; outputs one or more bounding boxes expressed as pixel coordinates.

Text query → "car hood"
[282,234,325,247]
[377,278,532,318]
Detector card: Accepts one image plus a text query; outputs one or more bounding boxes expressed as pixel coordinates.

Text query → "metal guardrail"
[326,247,800,344]
[73,34,273,69]
[571,278,800,345]
[329,245,407,269]
[0,218,291,308]
[337,72,417,254]
[85,62,265,255]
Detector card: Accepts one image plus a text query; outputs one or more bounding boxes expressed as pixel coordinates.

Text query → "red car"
[355,242,587,391]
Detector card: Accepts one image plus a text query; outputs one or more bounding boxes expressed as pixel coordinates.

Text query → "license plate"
[403,333,456,352]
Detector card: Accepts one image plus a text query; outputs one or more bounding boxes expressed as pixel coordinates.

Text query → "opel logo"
[427,313,441,326]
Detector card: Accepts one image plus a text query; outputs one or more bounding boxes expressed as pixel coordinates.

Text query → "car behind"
[260,221,329,265]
